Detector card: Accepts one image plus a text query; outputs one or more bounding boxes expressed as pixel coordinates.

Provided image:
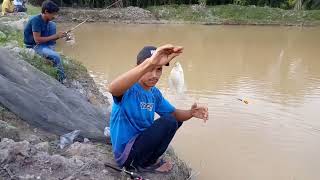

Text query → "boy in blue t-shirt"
[24,0,67,82]
[109,44,209,173]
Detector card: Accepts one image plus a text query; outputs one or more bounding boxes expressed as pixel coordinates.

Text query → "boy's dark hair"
[137,46,170,66]
[41,0,59,14]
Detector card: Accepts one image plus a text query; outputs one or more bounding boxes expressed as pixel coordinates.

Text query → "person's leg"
[144,115,183,167]
[14,5,19,12]
[34,45,66,82]
[22,3,27,12]
[123,114,182,171]
[15,5,25,12]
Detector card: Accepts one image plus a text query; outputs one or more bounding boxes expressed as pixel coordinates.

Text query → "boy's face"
[139,65,163,89]
[44,10,57,21]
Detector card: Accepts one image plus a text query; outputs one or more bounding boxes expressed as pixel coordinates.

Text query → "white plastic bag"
[104,127,110,137]
[58,130,81,149]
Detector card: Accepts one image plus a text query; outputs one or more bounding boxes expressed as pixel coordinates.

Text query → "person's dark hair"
[41,0,59,14]
[137,46,170,66]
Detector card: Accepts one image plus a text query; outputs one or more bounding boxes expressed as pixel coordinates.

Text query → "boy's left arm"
[172,103,208,122]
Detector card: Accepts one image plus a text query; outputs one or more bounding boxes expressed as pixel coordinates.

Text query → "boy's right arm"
[31,19,66,44]
[108,44,183,97]
[108,57,156,97]
[32,31,65,44]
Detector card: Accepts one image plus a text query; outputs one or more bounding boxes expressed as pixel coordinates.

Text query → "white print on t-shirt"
[140,102,154,111]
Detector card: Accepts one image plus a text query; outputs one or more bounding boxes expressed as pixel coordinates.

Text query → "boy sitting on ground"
[24,0,66,82]
[108,44,209,173]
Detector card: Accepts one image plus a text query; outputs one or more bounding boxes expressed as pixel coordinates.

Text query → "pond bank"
[55,5,320,26]
[0,16,192,180]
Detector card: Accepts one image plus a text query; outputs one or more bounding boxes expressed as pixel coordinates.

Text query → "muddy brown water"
[58,23,320,180]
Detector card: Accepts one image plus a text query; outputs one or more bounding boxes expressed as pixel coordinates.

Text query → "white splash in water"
[279,49,284,63]
[66,39,76,46]
[65,33,76,46]
[268,49,285,79]
[168,62,185,94]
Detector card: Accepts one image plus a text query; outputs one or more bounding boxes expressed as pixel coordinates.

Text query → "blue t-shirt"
[24,14,48,46]
[110,83,175,166]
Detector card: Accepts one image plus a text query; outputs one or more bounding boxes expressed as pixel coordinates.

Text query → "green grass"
[62,55,88,80]
[148,4,320,25]
[20,51,59,78]
[0,25,24,47]
[0,25,58,79]
[26,4,41,15]
[0,23,87,81]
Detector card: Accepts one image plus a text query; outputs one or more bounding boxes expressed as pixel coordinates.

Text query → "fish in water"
[168,62,185,94]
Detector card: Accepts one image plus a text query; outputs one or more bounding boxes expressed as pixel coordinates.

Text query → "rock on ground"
[0,138,191,180]
[0,48,107,142]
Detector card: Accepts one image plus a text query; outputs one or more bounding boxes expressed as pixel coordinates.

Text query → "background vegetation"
[0,0,316,9]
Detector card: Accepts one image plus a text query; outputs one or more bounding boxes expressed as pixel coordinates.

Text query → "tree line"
[2,0,319,10]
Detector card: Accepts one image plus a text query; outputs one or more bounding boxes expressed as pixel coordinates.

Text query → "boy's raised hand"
[149,44,183,66]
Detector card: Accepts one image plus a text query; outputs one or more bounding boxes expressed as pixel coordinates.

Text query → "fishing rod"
[104,162,148,180]
[66,18,90,34]
[65,0,122,34]
[63,18,90,42]
[63,0,122,40]
[105,0,122,9]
